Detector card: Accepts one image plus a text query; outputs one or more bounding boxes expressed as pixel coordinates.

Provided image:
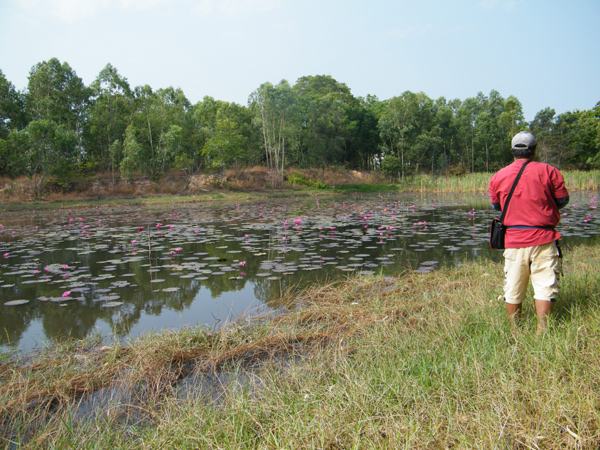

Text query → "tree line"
[1,58,599,196]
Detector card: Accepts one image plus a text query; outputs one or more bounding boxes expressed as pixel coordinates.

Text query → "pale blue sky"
[1,0,598,121]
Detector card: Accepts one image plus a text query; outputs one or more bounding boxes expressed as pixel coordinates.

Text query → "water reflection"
[1,191,598,353]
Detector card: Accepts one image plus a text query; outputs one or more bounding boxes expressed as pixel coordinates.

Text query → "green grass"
[333,183,399,193]
[2,245,600,448]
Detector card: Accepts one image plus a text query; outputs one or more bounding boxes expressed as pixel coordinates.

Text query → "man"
[489,131,569,333]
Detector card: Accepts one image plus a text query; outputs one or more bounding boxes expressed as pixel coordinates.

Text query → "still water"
[1,191,598,354]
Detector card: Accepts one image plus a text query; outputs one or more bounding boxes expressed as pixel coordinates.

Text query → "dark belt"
[504,225,555,229]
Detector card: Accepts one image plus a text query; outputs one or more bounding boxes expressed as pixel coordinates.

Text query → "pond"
[1,191,598,354]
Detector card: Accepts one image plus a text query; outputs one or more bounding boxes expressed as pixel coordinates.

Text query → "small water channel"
[1,191,598,354]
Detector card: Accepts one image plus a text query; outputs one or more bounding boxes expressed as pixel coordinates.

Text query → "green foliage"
[286,172,328,189]
[120,124,142,181]
[381,155,402,180]
[0,69,27,142]
[8,119,78,198]
[1,58,599,182]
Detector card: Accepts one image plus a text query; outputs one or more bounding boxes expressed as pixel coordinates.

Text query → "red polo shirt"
[489,159,569,248]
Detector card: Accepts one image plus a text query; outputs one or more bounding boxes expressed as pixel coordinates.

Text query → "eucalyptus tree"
[379,91,434,177]
[26,58,89,153]
[0,69,27,140]
[570,107,600,168]
[10,119,78,198]
[345,94,383,170]
[485,90,507,169]
[540,107,599,169]
[128,85,191,180]
[249,80,297,186]
[378,92,416,179]
[0,70,27,175]
[201,101,250,176]
[499,95,526,141]
[293,75,357,181]
[432,97,458,176]
[86,63,133,174]
[530,107,556,164]
[585,102,600,168]
[455,96,481,173]
[551,112,579,168]
[119,123,142,180]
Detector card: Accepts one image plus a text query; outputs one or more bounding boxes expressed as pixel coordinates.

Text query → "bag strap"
[499,160,531,223]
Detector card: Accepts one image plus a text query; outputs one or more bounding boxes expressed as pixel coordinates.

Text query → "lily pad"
[101,301,124,308]
[4,299,29,306]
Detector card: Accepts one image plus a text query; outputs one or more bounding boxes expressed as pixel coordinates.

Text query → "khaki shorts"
[503,241,561,305]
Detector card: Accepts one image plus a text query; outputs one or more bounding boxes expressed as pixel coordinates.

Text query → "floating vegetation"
[3,299,29,306]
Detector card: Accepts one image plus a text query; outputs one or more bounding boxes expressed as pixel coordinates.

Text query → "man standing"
[489,131,569,333]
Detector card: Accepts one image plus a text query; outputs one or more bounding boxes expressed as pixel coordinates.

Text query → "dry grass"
[1,168,596,207]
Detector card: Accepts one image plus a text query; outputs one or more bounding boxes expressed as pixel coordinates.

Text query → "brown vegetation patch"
[0,167,390,204]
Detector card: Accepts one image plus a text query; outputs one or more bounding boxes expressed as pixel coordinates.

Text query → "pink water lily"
[62,291,71,297]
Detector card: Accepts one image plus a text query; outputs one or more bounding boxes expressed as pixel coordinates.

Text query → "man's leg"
[530,242,560,334]
[504,247,529,328]
[506,302,522,326]
[535,299,554,334]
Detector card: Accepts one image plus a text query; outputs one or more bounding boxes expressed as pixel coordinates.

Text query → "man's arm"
[556,196,569,209]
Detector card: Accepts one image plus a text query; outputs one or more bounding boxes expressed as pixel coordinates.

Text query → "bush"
[287,172,328,189]
[381,155,402,180]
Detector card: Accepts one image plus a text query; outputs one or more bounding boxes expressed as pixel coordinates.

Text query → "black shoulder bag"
[490,161,530,250]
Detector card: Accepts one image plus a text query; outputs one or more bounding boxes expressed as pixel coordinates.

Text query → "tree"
[202,117,246,176]
[129,85,191,181]
[379,91,434,177]
[586,102,600,168]
[455,97,481,173]
[249,80,297,186]
[432,97,458,176]
[120,123,143,180]
[0,69,27,141]
[26,58,89,156]
[500,95,526,141]
[530,107,556,164]
[381,154,402,181]
[85,63,133,171]
[10,119,77,198]
[345,95,383,170]
[293,75,357,181]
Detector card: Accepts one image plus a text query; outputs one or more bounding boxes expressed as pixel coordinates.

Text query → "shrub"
[287,172,328,189]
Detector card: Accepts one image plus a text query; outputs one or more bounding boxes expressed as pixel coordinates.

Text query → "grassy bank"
[1,169,598,210]
[2,245,600,448]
